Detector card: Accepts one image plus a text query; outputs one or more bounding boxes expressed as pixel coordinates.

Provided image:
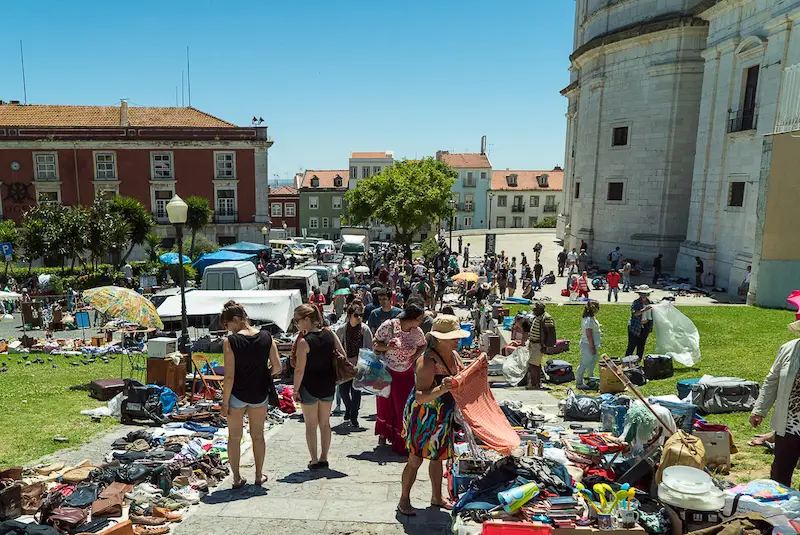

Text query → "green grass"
[0,352,220,467]
[507,303,796,483]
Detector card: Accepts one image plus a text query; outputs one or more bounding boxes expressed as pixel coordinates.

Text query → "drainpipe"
[73,143,81,205]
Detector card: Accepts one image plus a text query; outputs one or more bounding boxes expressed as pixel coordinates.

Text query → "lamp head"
[166,195,188,224]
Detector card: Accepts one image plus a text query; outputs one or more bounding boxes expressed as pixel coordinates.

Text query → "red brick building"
[0,101,272,247]
[268,186,299,237]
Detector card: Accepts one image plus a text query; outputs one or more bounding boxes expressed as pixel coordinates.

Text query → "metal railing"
[213,210,239,223]
[458,203,475,212]
[543,205,557,213]
[511,204,525,213]
[728,107,758,133]
[776,64,800,134]
[462,180,476,188]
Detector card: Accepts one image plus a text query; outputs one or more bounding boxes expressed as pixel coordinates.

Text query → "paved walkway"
[175,387,559,535]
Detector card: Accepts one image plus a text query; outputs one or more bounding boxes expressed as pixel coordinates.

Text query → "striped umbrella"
[82,286,164,329]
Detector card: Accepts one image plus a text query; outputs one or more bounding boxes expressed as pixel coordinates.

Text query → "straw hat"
[789,320,800,333]
[429,315,470,340]
[635,285,654,295]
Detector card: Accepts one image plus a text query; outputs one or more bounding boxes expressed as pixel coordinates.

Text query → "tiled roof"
[490,169,564,191]
[350,151,393,159]
[440,152,492,169]
[270,186,298,196]
[301,170,349,190]
[0,104,236,127]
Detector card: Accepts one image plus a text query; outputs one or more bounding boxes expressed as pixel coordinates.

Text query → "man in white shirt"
[610,247,621,270]
[566,248,578,274]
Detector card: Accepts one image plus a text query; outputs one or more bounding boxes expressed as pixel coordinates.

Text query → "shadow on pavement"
[347,448,407,465]
[332,423,368,435]
[278,468,347,484]
[202,485,269,504]
[398,506,452,533]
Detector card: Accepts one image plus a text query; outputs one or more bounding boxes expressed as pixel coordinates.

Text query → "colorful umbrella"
[333,288,352,296]
[159,252,191,265]
[83,286,164,329]
[452,272,479,282]
[788,290,800,320]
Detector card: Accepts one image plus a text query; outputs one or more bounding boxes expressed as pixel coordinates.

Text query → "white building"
[489,168,564,230]
[561,0,800,306]
[348,151,394,240]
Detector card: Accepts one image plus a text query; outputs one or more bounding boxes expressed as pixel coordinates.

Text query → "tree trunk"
[189,230,197,260]
[120,242,136,266]
[27,260,32,277]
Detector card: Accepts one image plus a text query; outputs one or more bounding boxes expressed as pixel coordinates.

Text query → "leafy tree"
[110,196,154,267]
[345,158,456,257]
[419,237,440,264]
[144,232,163,264]
[186,196,213,259]
[87,197,130,271]
[61,207,90,270]
[186,233,216,260]
[19,209,48,275]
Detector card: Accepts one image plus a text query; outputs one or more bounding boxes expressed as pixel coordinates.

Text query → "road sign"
[0,243,13,257]
[485,233,496,256]
[301,228,307,237]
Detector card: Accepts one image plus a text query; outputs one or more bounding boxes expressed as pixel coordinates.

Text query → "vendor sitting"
[503,316,531,356]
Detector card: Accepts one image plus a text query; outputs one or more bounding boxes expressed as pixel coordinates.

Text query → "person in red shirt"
[606,269,621,303]
[573,271,590,299]
[309,287,326,318]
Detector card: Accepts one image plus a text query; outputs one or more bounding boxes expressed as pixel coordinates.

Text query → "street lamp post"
[448,199,456,252]
[488,192,494,230]
[166,195,190,355]
[261,225,269,245]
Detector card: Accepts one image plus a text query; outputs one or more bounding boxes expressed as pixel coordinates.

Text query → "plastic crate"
[459,323,474,350]
[677,378,701,400]
[653,399,698,433]
[482,521,552,534]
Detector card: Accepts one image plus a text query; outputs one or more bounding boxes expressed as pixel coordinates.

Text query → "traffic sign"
[0,243,13,257]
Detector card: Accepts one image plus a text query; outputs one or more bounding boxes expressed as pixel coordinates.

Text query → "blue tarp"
[220,242,272,255]
[192,250,256,273]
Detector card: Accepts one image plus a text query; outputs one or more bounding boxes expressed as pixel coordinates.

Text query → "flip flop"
[748,432,774,447]
[396,503,417,516]
[232,477,247,489]
[254,475,268,485]
[430,499,454,511]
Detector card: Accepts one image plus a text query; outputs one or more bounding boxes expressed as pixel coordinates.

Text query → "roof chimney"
[435,150,449,162]
[553,164,563,171]
[480,135,487,155]
[120,99,129,127]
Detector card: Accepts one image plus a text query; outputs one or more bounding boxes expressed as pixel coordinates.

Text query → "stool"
[91,335,104,347]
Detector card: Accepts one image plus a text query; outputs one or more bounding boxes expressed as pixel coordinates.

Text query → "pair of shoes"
[133,526,170,535]
[130,515,166,526]
[125,489,162,504]
[169,486,201,505]
[153,505,183,522]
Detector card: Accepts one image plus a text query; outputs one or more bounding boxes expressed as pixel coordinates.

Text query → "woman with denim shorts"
[221,300,281,489]
[293,303,343,470]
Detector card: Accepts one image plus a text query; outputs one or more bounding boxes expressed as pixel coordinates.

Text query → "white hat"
[428,315,470,340]
[789,320,800,333]
[635,285,654,295]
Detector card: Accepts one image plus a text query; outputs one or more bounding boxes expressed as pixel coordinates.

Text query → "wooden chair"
[191,353,224,399]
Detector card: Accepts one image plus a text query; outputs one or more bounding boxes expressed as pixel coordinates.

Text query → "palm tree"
[186,196,213,259]
[111,196,154,267]
[144,232,163,264]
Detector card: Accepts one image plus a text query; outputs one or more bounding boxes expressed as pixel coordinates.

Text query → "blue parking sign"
[0,243,12,257]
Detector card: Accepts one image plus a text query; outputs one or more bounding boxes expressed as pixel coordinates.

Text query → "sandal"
[232,477,247,489]
[308,462,323,470]
[396,502,417,516]
[254,475,268,485]
[430,499,454,511]
[318,461,329,469]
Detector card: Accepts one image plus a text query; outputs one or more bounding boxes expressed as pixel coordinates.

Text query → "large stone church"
[558,0,800,308]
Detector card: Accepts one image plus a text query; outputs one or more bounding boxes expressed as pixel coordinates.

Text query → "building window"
[333,174,343,187]
[480,171,487,180]
[214,151,236,179]
[612,127,629,147]
[463,216,472,227]
[574,182,581,199]
[322,217,329,228]
[529,216,539,226]
[506,174,518,187]
[34,153,58,180]
[728,182,745,207]
[333,217,341,228]
[496,216,506,228]
[95,183,119,198]
[497,195,507,207]
[309,217,319,229]
[607,182,624,201]
[731,65,760,132]
[153,190,173,221]
[151,152,173,179]
[513,195,524,208]
[350,167,357,179]
[38,191,59,205]
[216,189,236,218]
[94,152,116,179]
[285,203,296,217]
[530,195,539,207]
[309,196,319,210]
[310,175,319,187]
[218,236,236,247]
[464,193,474,211]
[362,166,370,178]
[512,216,522,228]
[271,203,282,217]
[373,166,381,175]
[332,196,342,210]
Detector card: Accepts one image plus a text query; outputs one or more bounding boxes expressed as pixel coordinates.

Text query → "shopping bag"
[651,302,701,366]
[502,346,530,386]
[354,349,392,397]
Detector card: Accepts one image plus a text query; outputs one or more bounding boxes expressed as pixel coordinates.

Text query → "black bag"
[62,485,98,509]
[544,359,575,384]
[691,379,760,414]
[563,390,601,421]
[644,355,674,380]
[624,368,647,387]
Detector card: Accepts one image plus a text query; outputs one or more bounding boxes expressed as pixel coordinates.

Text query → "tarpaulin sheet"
[220,242,273,255]
[192,251,256,273]
[156,290,301,331]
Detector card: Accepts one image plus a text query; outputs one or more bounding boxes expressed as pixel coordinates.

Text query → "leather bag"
[46,507,88,531]
[0,484,22,521]
[20,483,45,515]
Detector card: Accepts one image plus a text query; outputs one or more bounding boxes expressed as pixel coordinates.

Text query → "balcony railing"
[728,107,758,133]
[777,64,800,134]
[458,203,475,212]
[214,210,239,224]
[511,204,525,213]
[152,210,169,224]
[543,205,557,213]
[462,180,476,188]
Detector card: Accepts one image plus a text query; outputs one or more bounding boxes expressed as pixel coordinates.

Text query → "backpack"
[644,355,674,380]
[544,359,575,384]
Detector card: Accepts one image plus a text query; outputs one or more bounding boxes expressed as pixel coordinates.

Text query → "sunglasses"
[352,312,363,317]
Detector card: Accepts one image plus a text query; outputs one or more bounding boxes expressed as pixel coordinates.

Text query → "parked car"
[304,265,334,299]
[201,261,261,291]
[267,269,320,302]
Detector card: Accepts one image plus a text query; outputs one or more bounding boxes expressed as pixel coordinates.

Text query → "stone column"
[254,145,270,223]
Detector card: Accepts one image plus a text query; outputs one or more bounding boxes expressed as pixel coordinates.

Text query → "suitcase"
[644,355,674,380]
[544,340,570,355]
[691,378,760,414]
[544,359,575,384]
[89,379,126,401]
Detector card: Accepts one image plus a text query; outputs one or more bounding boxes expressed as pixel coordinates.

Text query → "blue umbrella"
[159,252,191,265]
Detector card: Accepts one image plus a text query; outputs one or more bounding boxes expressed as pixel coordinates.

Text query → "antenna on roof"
[175,86,179,107]
[181,71,185,107]
[186,47,192,107]
[19,40,27,105]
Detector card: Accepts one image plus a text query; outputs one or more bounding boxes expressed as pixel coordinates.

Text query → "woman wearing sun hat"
[750,320,800,487]
[398,315,469,516]
[626,285,654,358]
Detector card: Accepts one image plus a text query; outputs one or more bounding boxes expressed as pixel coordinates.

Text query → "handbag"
[20,483,46,515]
[0,483,22,521]
[46,507,88,531]
[334,346,357,385]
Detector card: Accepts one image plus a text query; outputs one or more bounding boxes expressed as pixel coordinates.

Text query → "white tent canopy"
[156,290,302,331]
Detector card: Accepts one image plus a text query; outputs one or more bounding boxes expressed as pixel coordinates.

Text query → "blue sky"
[0,1,574,182]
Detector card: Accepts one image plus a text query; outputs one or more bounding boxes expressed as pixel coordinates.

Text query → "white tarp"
[652,301,701,367]
[342,234,365,245]
[157,290,302,331]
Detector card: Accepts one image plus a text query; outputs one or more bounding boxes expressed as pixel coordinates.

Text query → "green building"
[298,169,349,240]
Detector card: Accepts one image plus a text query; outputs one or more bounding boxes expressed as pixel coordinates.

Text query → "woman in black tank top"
[293,303,346,470]
[221,301,281,489]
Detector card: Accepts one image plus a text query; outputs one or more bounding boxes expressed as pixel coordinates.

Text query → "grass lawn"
[507,303,797,484]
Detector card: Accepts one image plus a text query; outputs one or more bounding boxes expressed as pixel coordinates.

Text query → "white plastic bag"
[354,348,392,397]
[502,346,530,386]
[651,302,701,366]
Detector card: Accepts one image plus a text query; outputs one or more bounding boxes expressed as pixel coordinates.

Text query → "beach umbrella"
[333,288,352,296]
[452,272,479,282]
[82,286,163,329]
[159,252,191,265]
[788,290,800,320]
[354,266,370,274]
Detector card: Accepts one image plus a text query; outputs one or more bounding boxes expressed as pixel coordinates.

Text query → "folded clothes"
[183,422,217,433]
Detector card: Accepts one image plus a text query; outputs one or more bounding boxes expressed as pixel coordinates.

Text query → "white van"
[201,261,260,291]
[267,269,319,302]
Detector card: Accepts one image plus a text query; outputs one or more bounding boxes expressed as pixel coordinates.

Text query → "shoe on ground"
[153,506,183,522]
[130,515,166,526]
[153,497,183,511]
[125,490,162,504]
[170,486,201,505]
[171,475,190,488]
[133,526,170,535]
[137,483,163,496]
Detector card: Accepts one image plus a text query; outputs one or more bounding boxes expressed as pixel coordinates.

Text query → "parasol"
[83,286,164,329]
[333,288,352,296]
[787,291,800,320]
[452,272,479,282]
[159,252,191,265]
[354,266,370,274]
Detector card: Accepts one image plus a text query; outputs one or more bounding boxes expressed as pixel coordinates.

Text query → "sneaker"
[153,497,183,511]
[125,490,162,504]
[138,483,163,496]
[170,486,201,505]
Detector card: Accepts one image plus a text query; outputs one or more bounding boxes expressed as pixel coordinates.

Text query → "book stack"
[522,496,579,528]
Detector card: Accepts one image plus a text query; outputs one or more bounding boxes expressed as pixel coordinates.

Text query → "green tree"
[345,158,456,257]
[110,196,154,267]
[186,233,216,260]
[186,196,214,259]
[144,232,163,264]
[61,207,90,270]
[419,236,440,264]
[87,197,130,271]
[19,208,48,276]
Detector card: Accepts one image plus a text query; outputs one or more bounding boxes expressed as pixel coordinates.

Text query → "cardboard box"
[600,363,625,394]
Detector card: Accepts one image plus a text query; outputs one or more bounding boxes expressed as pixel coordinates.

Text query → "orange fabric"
[450,355,521,455]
